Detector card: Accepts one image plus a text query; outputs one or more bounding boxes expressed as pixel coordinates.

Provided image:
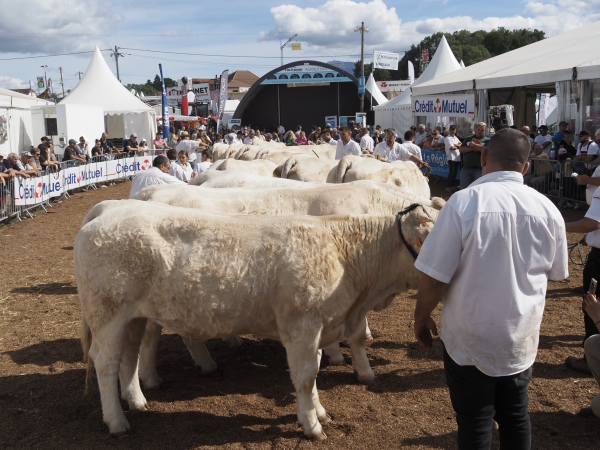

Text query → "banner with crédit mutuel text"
[13,155,157,206]
[412,94,475,118]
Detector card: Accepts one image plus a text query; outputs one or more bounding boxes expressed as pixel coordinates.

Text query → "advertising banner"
[135,154,156,174]
[63,166,82,190]
[325,116,337,129]
[261,64,352,85]
[358,76,365,94]
[421,149,459,178]
[291,43,301,50]
[159,64,171,139]
[377,80,412,92]
[37,77,44,88]
[373,51,400,70]
[13,174,62,206]
[191,83,211,103]
[0,114,7,143]
[412,94,475,118]
[216,70,229,133]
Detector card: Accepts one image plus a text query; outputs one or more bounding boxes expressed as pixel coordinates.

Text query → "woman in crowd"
[91,139,104,160]
[199,130,212,148]
[29,148,43,173]
[256,129,266,141]
[295,131,307,146]
[284,131,296,146]
[76,136,91,161]
[423,132,435,150]
[167,133,178,149]
[153,132,170,153]
[213,133,224,144]
[39,145,60,173]
[138,139,149,155]
[309,131,321,145]
[169,150,194,182]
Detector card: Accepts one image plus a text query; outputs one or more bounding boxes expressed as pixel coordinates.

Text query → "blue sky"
[1,0,598,92]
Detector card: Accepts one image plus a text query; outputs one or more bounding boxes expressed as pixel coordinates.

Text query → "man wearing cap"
[123,133,140,157]
[63,139,87,166]
[554,121,570,153]
[459,122,490,188]
[230,131,244,145]
[335,125,361,160]
[575,130,599,168]
[176,131,200,169]
[444,125,462,192]
[534,125,553,156]
[3,152,33,178]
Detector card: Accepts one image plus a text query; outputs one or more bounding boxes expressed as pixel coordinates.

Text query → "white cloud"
[259,0,600,57]
[0,0,121,54]
[0,76,27,88]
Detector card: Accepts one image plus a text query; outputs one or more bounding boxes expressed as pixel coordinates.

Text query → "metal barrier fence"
[1,150,165,224]
[527,157,599,209]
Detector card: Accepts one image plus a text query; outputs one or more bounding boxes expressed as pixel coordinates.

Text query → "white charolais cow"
[336,155,431,198]
[281,154,339,183]
[77,200,433,439]
[190,170,322,189]
[217,158,278,177]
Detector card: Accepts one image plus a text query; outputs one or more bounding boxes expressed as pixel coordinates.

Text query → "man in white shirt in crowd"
[400,130,423,160]
[444,125,462,192]
[129,155,185,199]
[335,125,361,159]
[521,125,534,151]
[373,128,400,161]
[176,131,200,169]
[576,129,599,168]
[414,128,568,449]
[230,131,244,145]
[244,130,259,145]
[414,124,427,148]
[359,127,374,153]
[534,125,553,156]
[193,148,213,175]
[321,130,337,146]
[276,124,285,141]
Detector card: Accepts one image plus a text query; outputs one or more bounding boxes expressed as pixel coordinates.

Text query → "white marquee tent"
[60,47,156,142]
[373,36,462,133]
[0,88,52,157]
[411,21,600,130]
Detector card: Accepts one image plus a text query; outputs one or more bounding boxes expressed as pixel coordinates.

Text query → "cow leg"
[119,318,148,411]
[365,317,373,342]
[180,337,218,375]
[138,321,163,390]
[323,343,347,366]
[348,319,378,386]
[284,339,327,440]
[89,327,130,436]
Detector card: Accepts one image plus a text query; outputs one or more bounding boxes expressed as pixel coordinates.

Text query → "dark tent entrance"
[233,61,378,133]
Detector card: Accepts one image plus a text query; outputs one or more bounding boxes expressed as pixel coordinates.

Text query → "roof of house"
[227,70,259,88]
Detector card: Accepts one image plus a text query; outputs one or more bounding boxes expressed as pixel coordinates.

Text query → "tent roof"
[60,47,153,115]
[0,87,53,104]
[366,73,388,106]
[374,35,461,110]
[413,20,600,95]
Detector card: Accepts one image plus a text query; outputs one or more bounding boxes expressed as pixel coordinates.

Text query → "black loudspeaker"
[366,110,375,126]
[45,118,58,136]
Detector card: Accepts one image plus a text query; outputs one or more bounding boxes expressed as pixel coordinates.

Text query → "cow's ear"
[416,238,422,248]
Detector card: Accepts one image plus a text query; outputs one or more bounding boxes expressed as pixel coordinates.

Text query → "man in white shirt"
[321,130,337,146]
[373,129,429,169]
[243,130,259,145]
[399,130,422,160]
[230,131,244,145]
[576,129,599,169]
[129,155,185,199]
[414,128,568,448]
[335,125,361,159]
[359,127,374,153]
[276,124,285,140]
[444,125,462,192]
[534,125,553,156]
[176,131,200,169]
[414,124,427,148]
[193,148,213,175]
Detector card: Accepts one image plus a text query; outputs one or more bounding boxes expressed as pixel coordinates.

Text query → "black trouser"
[443,347,532,450]
[583,247,600,345]
[447,161,460,188]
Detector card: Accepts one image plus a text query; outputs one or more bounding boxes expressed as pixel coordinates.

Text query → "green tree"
[164,77,176,88]
[127,83,158,96]
[353,62,392,81]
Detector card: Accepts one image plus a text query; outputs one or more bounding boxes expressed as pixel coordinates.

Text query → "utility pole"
[59,67,65,97]
[280,34,298,66]
[111,45,124,83]
[75,71,84,80]
[41,65,48,92]
[354,22,369,112]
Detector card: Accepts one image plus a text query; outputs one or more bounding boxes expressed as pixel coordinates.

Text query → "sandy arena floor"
[0,179,599,449]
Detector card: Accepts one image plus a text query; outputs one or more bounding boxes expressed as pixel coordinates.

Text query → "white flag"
[408,61,415,85]
[373,51,400,70]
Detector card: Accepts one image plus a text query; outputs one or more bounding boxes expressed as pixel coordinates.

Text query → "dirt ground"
[1,179,599,450]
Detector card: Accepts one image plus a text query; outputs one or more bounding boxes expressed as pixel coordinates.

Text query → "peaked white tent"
[60,47,156,141]
[373,36,462,133]
[365,73,388,107]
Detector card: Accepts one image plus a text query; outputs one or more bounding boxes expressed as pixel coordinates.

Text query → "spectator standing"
[534,125,553,156]
[231,131,244,145]
[580,292,600,418]
[76,136,91,161]
[575,130,599,169]
[123,133,140,157]
[459,122,490,188]
[169,150,194,182]
[321,131,337,146]
[335,125,361,159]
[39,145,60,172]
[256,129,266,141]
[415,124,427,147]
[331,128,340,140]
[277,124,285,142]
[521,126,534,151]
[29,148,43,173]
[444,125,462,192]
[16,151,38,176]
[295,131,307,146]
[193,148,213,175]
[309,131,321,145]
[359,127,374,153]
[244,130,259,145]
[414,128,568,449]
[99,133,119,157]
[63,139,86,166]
[129,155,185,198]
[167,133,178,149]
[138,139,149,155]
[553,121,569,153]
[373,128,401,161]
[153,132,170,151]
[176,131,200,170]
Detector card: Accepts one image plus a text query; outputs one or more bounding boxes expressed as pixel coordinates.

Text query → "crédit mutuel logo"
[414,97,470,115]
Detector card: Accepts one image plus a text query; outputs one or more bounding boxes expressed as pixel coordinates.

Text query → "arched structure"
[233,60,378,132]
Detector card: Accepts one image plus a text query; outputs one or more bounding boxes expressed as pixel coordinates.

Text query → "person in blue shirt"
[553,121,569,153]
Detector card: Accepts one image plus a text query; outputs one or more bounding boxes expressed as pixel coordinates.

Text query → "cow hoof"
[318,413,332,424]
[358,376,381,387]
[109,423,131,438]
[308,430,327,441]
[199,364,219,376]
[141,380,162,390]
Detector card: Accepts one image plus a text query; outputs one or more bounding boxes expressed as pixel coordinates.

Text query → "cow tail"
[81,317,94,395]
[335,156,352,183]
[281,155,298,179]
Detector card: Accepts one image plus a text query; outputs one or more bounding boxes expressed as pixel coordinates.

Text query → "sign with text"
[422,49,429,63]
[191,83,211,102]
[373,51,399,70]
[291,43,301,50]
[262,64,353,85]
[377,80,411,92]
[421,149,460,178]
[325,116,337,129]
[358,76,365,94]
[412,94,475,118]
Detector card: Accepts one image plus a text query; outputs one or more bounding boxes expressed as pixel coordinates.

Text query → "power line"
[0,49,110,61]
[120,47,367,58]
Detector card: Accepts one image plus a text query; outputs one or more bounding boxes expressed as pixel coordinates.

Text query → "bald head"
[484,128,531,173]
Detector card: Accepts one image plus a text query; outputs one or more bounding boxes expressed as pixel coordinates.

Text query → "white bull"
[281,154,339,183]
[76,200,432,439]
[216,158,278,177]
[190,170,322,189]
[336,155,431,198]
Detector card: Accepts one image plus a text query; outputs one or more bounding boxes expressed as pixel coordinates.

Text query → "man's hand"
[414,317,439,348]
[583,292,600,326]
[577,174,591,185]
